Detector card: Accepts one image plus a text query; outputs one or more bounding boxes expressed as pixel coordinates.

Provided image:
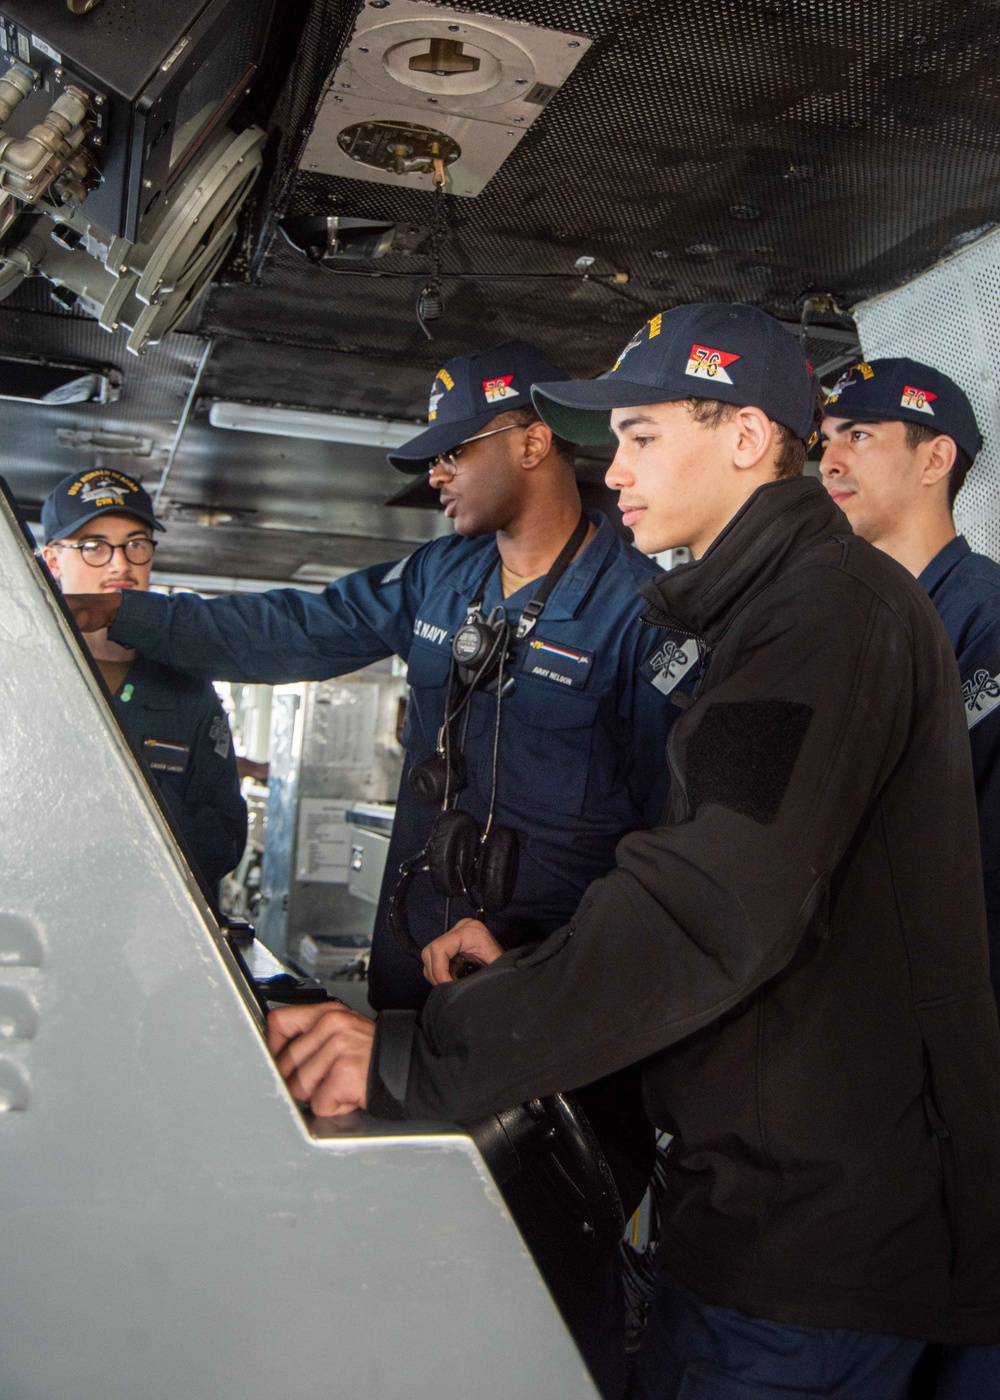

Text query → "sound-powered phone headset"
[388,514,589,966]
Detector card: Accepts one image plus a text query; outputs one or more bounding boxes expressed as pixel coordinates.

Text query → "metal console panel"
[0,492,595,1398]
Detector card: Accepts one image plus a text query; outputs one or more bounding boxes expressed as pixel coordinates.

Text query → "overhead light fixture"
[208,402,421,448]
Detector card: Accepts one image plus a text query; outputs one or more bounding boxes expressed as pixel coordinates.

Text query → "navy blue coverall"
[114,655,247,890]
[108,514,678,1007]
[918,535,1000,1400]
[919,536,1000,1009]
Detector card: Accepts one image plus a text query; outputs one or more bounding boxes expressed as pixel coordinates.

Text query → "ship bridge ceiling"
[2,0,998,583]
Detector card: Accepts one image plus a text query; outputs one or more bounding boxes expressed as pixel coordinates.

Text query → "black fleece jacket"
[369,477,1000,1344]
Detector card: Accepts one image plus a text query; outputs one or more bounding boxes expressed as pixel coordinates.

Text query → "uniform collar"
[917,535,970,595]
[640,478,850,643]
[112,653,175,707]
[447,511,617,622]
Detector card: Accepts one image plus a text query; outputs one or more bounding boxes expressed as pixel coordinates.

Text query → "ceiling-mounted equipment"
[300,0,592,198]
[0,0,275,240]
[0,0,275,353]
[279,214,430,263]
[337,120,460,179]
[0,124,265,354]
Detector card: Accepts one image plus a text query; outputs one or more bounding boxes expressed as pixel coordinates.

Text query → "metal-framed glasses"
[52,537,157,567]
[429,423,522,477]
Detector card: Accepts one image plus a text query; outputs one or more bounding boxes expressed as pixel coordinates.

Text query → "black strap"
[467,513,589,639]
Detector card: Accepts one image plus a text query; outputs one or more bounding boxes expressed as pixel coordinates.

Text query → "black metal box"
[0,0,274,240]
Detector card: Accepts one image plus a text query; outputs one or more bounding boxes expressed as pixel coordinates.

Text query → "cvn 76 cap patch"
[686,344,741,384]
[483,375,518,403]
[901,385,937,415]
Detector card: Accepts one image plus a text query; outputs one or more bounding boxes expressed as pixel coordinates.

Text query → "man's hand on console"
[267,1002,375,1116]
[63,591,122,634]
[422,918,504,986]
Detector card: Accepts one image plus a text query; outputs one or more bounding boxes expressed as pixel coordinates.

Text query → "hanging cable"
[416,159,447,339]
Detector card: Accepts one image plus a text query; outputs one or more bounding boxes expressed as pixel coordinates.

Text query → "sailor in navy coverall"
[104,514,674,993]
[920,539,1000,1000]
[821,356,1000,1398]
[67,341,680,1398]
[109,655,248,890]
[42,469,246,892]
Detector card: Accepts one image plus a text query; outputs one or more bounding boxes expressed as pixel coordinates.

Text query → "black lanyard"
[467,512,590,640]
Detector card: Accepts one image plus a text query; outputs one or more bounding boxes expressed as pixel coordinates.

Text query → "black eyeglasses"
[52,537,157,567]
[429,423,522,477]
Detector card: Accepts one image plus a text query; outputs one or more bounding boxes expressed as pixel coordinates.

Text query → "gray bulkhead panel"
[0,493,595,1399]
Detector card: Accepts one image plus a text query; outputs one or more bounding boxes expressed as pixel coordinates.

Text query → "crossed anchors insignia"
[963,668,1000,712]
[651,638,690,679]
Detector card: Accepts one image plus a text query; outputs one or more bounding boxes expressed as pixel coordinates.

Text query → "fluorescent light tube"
[208,401,421,449]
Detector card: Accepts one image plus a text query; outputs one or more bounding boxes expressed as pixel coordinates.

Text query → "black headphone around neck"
[391,625,519,956]
[387,809,520,965]
[406,599,512,807]
[392,515,589,962]
[452,603,514,690]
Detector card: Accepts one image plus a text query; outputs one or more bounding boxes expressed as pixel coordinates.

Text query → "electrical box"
[300,0,592,198]
[0,0,274,239]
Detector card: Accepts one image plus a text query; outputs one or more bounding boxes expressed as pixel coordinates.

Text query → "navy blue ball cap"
[388,339,573,472]
[532,303,818,446]
[41,468,164,544]
[823,357,983,460]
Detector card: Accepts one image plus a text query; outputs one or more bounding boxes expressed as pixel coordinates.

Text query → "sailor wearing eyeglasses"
[41,469,247,897]
[61,342,682,1398]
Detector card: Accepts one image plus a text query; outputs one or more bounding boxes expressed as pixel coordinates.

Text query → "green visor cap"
[530,378,665,446]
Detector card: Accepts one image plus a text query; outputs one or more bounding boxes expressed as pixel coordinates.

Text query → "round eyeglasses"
[52,537,157,567]
[429,423,522,477]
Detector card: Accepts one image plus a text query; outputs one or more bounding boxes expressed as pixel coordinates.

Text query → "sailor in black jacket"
[268,306,1000,1397]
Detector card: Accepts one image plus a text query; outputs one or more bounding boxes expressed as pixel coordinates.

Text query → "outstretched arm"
[68,552,429,685]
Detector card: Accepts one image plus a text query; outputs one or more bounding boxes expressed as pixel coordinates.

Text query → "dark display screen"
[169,0,269,173]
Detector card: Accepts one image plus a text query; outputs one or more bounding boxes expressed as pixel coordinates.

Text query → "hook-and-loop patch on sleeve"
[686,699,814,825]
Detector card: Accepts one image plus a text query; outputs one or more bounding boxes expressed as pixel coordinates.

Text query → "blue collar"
[918,535,971,595]
[446,512,618,622]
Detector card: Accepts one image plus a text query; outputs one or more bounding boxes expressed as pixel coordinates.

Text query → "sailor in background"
[62,341,682,1398]
[820,359,1000,1400]
[42,469,246,897]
